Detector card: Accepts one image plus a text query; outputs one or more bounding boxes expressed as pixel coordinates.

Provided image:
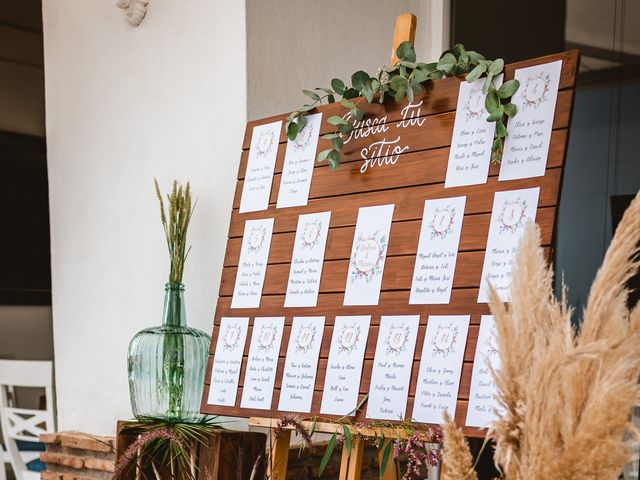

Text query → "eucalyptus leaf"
[467,50,485,62]
[486,104,504,122]
[394,86,407,102]
[419,62,438,75]
[303,89,320,102]
[504,102,517,118]
[412,68,428,84]
[466,63,487,83]
[341,98,356,110]
[327,94,335,104]
[317,149,332,162]
[351,108,363,121]
[488,58,505,76]
[331,78,345,94]
[485,89,500,113]
[328,150,340,170]
[343,88,359,99]
[406,85,414,103]
[437,52,457,74]
[389,75,407,91]
[332,136,344,150]
[286,121,299,141]
[296,113,306,131]
[497,79,520,99]
[496,121,508,138]
[351,70,370,91]
[396,41,416,63]
[483,73,494,94]
[363,84,373,103]
[327,115,348,126]
[322,133,341,140]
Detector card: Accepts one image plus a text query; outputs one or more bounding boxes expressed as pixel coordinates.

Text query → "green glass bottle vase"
[127,283,211,422]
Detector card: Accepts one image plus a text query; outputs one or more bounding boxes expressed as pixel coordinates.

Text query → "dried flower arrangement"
[441,191,640,480]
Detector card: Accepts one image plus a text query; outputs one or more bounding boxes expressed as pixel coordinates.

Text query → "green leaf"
[351,70,370,91]
[342,425,352,457]
[504,102,517,118]
[296,113,306,131]
[488,58,505,76]
[485,89,500,113]
[389,76,407,91]
[362,84,373,103]
[327,115,348,126]
[299,104,315,112]
[327,94,336,104]
[393,86,406,102]
[319,432,338,476]
[322,133,341,140]
[309,418,317,436]
[338,123,353,135]
[328,150,340,170]
[286,121,299,141]
[483,72,494,94]
[496,120,508,138]
[497,79,520,99]
[429,70,444,80]
[331,78,345,95]
[331,136,344,150]
[317,149,332,162]
[467,50,485,62]
[465,63,487,83]
[406,85,414,103]
[395,41,416,63]
[351,108,363,121]
[412,68,428,84]
[303,89,320,102]
[437,52,457,74]
[341,98,356,110]
[419,62,438,75]
[379,440,394,479]
[343,88,359,99]
[486,104,504,122]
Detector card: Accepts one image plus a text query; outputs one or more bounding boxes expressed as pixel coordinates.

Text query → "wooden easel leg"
[378,439,400,480]
[338,437,365,480]
[389,12,417,66]
[267,428,290,480]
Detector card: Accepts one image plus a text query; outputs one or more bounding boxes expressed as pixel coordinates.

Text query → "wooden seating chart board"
[200,50,580,437]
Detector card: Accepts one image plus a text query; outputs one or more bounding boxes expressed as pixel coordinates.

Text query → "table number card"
[445,75,503,187]
[239,120,282,213]
[478,187,540,303]
[207,317,249,406]
[320,315,371,416]
[277,113,323,208]
[343,204,395,306]
[284,211,331,308]
[231,218,275,309]
[412,315,470,424]
[499,60,563,181]
[410,196,467,304]
[240,317,285,410]
[278,316,325,413]
[366,315,420,421]
[466,315,503,428]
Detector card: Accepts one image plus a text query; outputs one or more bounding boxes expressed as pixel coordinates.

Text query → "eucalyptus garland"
[286,42,520,170]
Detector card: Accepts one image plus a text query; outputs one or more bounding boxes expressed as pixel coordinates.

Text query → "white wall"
[246,0,448,120]
[42,0,246,435]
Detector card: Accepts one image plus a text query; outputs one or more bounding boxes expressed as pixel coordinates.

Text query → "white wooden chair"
[0,360,55,480]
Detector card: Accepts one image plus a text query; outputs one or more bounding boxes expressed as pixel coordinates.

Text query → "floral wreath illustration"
[429,205,456,240]
[385,323,411,356]
[295,324,318,354]
[221,323,242,352]
[300,219,323,250]
[256,323,278,353]
[498,197,528,235]
[350,231,388,284]
[521,71,551,110]
[484,332,499,357]
[293,122,314,151]
[255,129,276,158]
[247,225,267,254]
[337,323,362,355]
[431,323,460,358]
[464,84,485,121]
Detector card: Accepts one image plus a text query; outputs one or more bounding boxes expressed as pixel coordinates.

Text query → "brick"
[59,432,115,453]
[40,433,62,445]
[83,457,115,473]
[40,471,62,480]
[40,451,85,469]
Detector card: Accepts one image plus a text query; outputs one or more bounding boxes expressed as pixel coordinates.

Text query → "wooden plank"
[268,428,290,480]
[240,50,579,149]
[389,12,416,66]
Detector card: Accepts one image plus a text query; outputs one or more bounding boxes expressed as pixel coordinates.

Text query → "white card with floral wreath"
[231,217,275,309]
[240,317,285,410]
[410,196,467,304]
[343,204,395,306]
[445,75,503,188]
[278,316,325,413]
[240,120,282,213]
[412,315,470,424]
[207,317,249,407]
[478,187,540,303]
[277,112,323,208]
[366,315,420,421]
[466,315,504,428]
[320,315,371,416]
[284,211,331,308]
[499,60,563,181]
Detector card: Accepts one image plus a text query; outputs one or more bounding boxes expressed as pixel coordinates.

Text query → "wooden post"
[390,12,417,66]
[267,428,290,480]
[378,439,400,480]
[338,436,365,480]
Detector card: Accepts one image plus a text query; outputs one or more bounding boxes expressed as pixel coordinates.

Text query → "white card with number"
[231,218,274,309]
[478,187,539,302]
[445,75,503,188]
[278,316,325,413]
[343,204,395,306]
[466,315,504,427]
[320,315,371,416]
[277,113,323,208]
[410,196,466,304]
[284,211,331,308]
[240,317,285,410]
[412,315,470,423]
[207,317,249,406]
[240,120,282,213]
[366,315,420,421]
[499,60,563,181]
